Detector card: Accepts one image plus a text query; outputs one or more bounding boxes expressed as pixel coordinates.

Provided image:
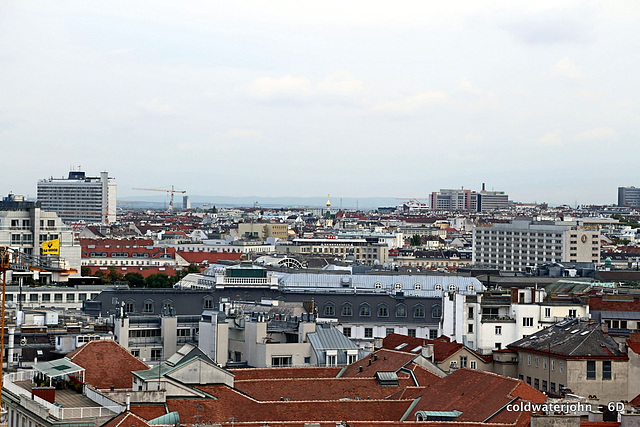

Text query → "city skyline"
[1,1,639,205]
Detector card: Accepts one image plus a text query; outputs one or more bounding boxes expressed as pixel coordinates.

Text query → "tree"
[144,273,174,288]
[173,264,201,283]
[410,234,422,246]
[108,266,125,283]
[81,266,92,277]
[124,272,145,288]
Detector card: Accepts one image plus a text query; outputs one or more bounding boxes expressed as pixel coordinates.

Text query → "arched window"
[434,283,443,291]
[396,304,407,318]
[378,304,389,317]
[360,303,371,317]
[203,296,214,310]
[143,299,154,313]
[341,302,353,316]
[414,283,422,290]
[162,299,174,315]
[374,282,383,289]
[432,304,442,318]
[125,299,135,314]
[324,302,335,317]
[414,304,425,318]
[449,284,457,292]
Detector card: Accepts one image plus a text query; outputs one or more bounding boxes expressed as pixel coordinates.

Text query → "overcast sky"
[1,1,638,206]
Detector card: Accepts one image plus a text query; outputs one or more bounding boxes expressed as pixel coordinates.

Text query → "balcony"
[481,315,515,323]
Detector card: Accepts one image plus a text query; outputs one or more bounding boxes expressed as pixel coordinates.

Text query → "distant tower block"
[183,195,191,210]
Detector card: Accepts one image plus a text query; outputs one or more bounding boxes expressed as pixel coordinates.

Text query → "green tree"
[144,273,174,288]
[124,272,145,288]
[108,266,125,283]
[410,234,422,246]
[173,264,201,283]
[93,270,107,282]
[81,266,92,277]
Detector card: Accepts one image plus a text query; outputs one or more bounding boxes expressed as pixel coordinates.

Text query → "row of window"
[371,282,475,292]
[6,293,98,303]
[324,302,440,319]
[521,375,563,393]
[125,297,214,314]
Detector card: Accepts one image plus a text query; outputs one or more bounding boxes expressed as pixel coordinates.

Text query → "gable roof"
[340,348,417,378]
[508,319,627,360]
[382,333,490,363]
[102,411,152,427]
[67,340,149,390]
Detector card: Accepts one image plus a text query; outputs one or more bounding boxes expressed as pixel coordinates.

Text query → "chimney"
[126,393,131,411]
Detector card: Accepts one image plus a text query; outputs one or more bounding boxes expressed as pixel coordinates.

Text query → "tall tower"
[325,194,333,228]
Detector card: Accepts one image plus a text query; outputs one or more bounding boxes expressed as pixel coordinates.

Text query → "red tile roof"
[66,340,149,390]
[234,376,416,402]
[410,369,546,424]
[102,411,151,427]
[382,333,488,363]
[341,348,417,377]
[85,265,184,278]
[129,404,167,421]
[169,387,414,424]
[177,251,243,264]
[630,393,640,407]
[230,367,341,380]
[589,295,640,311]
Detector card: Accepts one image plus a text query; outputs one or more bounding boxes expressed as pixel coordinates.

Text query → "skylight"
[411,346,422,353]
[394,343,408,350]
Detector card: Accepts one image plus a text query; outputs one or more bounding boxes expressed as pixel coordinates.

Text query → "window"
[429,330,438,339]
[495,343,501,350]
[29,294,38,302]
[42,294,51,302]
[364,328,373,338]
[394,283,402,290]
[67,294,75,302]
[468,307,474,320]
[470,360,477,369]
[407,328,416,337]
[374,282,382,289]
[545,308,551,318]
[347,351,358,364]
[125,301,135,313]
[543,358,547,369]
[272,356,292,367]
[162,300,174,315]
[324,303,335,317]
[523,317,534,327]
[342,303,353,316]
[526,376,531,385]
[360,303,371,317]
[131,350,140,357]
[151,349,162,361]
[535,357,539,367]
[434,283,442,291]
[304,356,311,364]
[542,380,548,391]
[431,305,442,319]
[414,304,425,318]
[602,361,612,380]
[143,300,154,313]
[560,361,563,373]
[342,327,351,338]
[468,323,474,333]
[460,356,467,368]
[54,293,63,302]
[551,382,556,393]
[551,360,555,371]
[527,355,531,366]
[396,304,407,317]
[378,304,389,317]
[203,297,213,309]
[586,360,596,379]
[414,283,422,290]
[467,284,475,292]
[448,284,457,291]
[569,309,577,318]
[495,326,502,335]
[78,293,87,302]
[386,328,394,336]
[326,353,337,366]
[534,378,539,389]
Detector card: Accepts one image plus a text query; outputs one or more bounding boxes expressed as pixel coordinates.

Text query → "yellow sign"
[41,238,60,255]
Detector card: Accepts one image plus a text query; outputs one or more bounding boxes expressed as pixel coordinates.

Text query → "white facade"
[473,218,600,272]
[37,171,116,224]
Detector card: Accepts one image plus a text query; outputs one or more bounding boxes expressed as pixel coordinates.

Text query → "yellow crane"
[132,185,187,213]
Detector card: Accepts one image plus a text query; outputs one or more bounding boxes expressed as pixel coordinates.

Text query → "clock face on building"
[581,235,587,243]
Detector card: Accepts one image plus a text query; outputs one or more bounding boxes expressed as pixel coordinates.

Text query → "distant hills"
[117,195,404,210]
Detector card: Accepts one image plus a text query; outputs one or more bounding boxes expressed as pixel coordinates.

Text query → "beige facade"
[238,222,289,241]
[278,238,389,265]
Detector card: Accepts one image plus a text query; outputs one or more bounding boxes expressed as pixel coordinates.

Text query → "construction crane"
[132,185,187,213]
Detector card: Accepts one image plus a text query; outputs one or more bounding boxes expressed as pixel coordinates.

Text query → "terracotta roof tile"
[67,340,149,390]
[102,411,152,427]
[230,367,340,380]
[129,403,167,421]
[177,251,243,264]
[341,349,417,377]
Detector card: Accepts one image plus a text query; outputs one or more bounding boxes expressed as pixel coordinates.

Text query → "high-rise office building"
[618,187,640,207]
[37,171,116,224]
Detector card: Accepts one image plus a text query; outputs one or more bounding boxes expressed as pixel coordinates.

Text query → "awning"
[33,358,85,378]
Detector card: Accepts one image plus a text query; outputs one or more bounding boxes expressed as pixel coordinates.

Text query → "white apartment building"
[0,194,81,282]
[276,238,389,265]
[37,170,117,224]
[472,218,600,272]
[442,288,589,354]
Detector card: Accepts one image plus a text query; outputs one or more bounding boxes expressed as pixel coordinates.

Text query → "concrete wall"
[566,359,628,403]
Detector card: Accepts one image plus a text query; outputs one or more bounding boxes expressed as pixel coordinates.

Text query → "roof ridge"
[568,325,598,356]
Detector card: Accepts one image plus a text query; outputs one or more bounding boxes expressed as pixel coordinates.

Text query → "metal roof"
[596,310,640,320]
[33,358,85,378]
